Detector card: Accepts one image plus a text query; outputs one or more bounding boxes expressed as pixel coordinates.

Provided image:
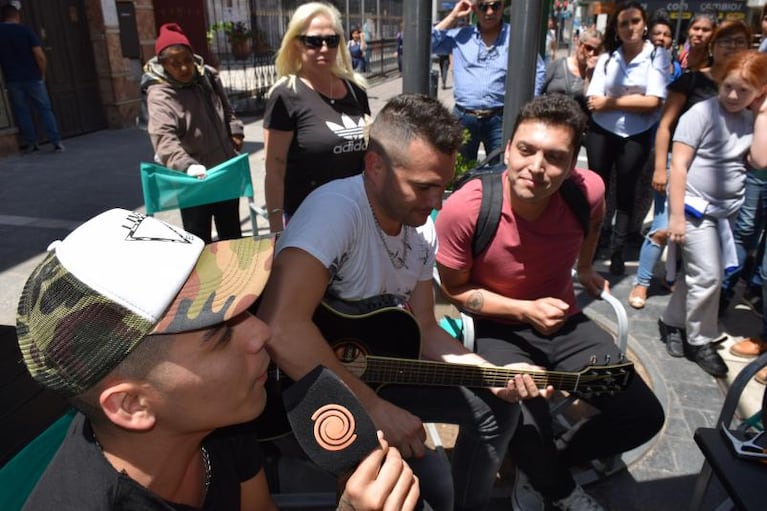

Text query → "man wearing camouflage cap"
[16,208,419,510]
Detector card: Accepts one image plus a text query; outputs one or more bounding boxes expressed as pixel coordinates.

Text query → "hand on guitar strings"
[494,362,554,403]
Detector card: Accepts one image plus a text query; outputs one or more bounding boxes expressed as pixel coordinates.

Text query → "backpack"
[452,147,591,256]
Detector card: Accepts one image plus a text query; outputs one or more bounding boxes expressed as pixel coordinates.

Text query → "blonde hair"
[270,2,366,94]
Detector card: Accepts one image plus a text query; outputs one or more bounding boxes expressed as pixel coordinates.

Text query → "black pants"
[585,122,654,252]
[438,55,450,87]
[180,198,242,243]
[474,313,665,499]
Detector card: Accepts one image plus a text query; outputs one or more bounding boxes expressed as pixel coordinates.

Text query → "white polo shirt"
[587,41,669,137]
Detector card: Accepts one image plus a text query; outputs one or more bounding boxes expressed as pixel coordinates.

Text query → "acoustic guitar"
[256,300,634,440]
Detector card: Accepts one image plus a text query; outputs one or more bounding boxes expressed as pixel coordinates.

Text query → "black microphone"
[282,365,380,476]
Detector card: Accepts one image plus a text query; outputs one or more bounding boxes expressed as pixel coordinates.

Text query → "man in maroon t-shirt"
[436,94,664,511]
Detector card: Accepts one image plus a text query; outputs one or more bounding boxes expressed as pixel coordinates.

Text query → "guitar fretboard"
[356,356,633,394]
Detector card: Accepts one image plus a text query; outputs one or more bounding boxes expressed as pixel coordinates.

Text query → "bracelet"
[268,208,283,216]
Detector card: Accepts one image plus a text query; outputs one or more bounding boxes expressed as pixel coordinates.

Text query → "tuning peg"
[604,354,611,364]
[589,354,597,365]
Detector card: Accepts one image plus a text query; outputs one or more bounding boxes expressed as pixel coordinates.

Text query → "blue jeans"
[6,80,61,147]
[454,106,503,164]
[722,170,767,297]
[380,385,519,511]
[634,191,669,287]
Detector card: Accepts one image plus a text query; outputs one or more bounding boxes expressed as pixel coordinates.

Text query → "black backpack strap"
[559,177,590,237]
[473,172,504,257]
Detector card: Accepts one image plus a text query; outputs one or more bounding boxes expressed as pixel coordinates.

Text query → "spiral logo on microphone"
[311,404,357,451]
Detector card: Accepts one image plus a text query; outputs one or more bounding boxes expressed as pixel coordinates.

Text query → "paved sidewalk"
[1,72,764,510]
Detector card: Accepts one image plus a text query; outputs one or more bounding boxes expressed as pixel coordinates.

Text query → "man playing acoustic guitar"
[256,94,548,511]
[435,94,665,511]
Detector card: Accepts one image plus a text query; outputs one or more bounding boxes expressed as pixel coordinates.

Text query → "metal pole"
[502,0,545,144]
[402,0,431,95]
[345,0,350,37]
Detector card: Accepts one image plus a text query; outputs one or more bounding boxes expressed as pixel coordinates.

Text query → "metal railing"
[211,38,401,116]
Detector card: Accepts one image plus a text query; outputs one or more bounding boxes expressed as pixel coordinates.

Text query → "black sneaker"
[742,286,764,318]
[20,144,39,154]
[53,143,65,153]
[658,319,685,358]
[684,342,728,377]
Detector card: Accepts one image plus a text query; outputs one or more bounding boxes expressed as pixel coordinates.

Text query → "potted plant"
[208,21,253,60]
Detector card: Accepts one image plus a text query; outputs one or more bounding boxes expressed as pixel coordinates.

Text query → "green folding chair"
[140,153,266,236]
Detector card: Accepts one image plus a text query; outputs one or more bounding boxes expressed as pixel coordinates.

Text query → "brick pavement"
[1,72,764,510]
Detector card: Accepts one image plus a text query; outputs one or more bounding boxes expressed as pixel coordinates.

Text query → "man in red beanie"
[141,22,246,243]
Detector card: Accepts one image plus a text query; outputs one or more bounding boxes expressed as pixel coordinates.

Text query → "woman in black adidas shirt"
[264,2,370,234]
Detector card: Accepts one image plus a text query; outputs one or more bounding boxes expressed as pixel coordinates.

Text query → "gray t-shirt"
[673,96,753,215]
[276,174,436,304]
[542,57,587,114]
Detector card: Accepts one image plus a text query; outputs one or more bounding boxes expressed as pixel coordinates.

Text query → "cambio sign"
[640,1,747,19]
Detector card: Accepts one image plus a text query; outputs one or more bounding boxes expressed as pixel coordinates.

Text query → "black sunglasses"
[299,34,341,49]
[478,1,502,12]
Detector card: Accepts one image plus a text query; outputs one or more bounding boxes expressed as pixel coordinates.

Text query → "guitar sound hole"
[333,340,368,378]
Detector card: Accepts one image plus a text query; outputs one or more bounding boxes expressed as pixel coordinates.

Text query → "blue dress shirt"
[432,22,545,110]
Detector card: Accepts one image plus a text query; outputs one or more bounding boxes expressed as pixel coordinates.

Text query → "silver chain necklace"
[367,197,410,269]
[200,445,211,496]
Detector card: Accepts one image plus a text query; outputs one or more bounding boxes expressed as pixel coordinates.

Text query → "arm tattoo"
[466,291,484,313]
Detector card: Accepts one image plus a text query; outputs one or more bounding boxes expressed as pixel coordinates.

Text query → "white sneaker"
[511,468,544,511]
[552,485,604,511]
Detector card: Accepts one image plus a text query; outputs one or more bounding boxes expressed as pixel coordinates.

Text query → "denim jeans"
[634,190,669,287]
[722,170,767,297]
[379,384,519,511]
[454,106,503,164]
[6,80,61,147]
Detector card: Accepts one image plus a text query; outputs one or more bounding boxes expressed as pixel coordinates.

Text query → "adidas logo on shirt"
[326,114,368,154]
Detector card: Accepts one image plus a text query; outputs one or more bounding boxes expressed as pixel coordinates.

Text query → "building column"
[86,0,145,129]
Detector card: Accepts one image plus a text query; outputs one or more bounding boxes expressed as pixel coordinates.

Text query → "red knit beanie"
[155,23,192,56]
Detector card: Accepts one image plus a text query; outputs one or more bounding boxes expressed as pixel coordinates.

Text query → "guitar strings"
[266,357,633,391]
[353,356,632,390]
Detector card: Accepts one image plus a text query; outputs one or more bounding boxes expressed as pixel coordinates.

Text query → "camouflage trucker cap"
[16,208,273,397]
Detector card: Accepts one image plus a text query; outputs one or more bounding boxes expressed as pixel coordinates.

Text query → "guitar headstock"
[572,361,635,398]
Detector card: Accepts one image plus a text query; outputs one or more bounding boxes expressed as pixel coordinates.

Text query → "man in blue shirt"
[432,0,545,164]
[0,3,63,152]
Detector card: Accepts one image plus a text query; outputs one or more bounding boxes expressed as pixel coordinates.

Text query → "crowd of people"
[435,1,767,382]
[10,0,767,510]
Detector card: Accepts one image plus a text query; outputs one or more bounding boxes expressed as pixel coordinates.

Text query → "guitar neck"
[360,356,628,393]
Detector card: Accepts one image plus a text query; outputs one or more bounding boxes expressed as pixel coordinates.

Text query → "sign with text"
[641,1,747,21]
